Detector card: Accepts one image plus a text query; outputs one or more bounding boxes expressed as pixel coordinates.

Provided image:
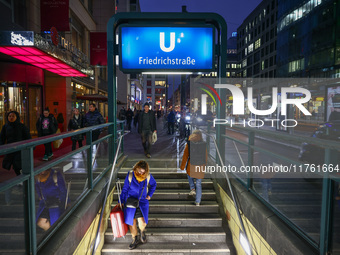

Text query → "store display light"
[0,46,87,77]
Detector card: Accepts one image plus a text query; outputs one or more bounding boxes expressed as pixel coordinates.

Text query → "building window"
[242,59,247,67]
[278,0,323,31]
[255,38,261,49]
[261,61,265,70]
[155,80,166,86]
[248,43,254,53]
[288,58,305,72]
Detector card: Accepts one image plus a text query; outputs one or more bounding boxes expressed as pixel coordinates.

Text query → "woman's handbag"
[53,129,63,149]
[125,181,146,208]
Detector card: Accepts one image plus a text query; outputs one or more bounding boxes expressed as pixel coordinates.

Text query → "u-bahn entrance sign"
[119,26,214,72]
[107,12,227,146]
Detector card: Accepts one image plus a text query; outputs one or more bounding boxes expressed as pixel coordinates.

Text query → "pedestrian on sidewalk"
[126,108,134,131]
[180,130,207,206]
[84,103,105,142]
[68,108,84,150]
[133,110,140,131]
[167,108,175,135]
[138,102,157,158]
[36,108,58,161]
[0,111,31,175]
[120,160,157,250]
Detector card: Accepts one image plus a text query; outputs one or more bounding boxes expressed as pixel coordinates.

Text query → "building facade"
[276,0,340,122]
[0,0,112,135]
[237,0,278,79]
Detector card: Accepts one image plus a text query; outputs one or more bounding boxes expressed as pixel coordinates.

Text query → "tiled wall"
[218,184,277,255]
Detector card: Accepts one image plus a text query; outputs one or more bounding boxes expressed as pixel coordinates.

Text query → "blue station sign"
[119,26,214,72]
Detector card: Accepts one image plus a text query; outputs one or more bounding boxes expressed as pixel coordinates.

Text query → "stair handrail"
[199,128,252,255]
[91,130,130,255]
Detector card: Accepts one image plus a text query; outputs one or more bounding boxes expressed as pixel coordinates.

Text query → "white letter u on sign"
[160,32,175,52]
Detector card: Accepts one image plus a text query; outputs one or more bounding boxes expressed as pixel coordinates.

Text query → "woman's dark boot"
[128,236,139,250]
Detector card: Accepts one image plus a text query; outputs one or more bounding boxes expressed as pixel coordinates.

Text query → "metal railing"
[0,121,125,254]
[196,123,340,255]
[92,130,129,255]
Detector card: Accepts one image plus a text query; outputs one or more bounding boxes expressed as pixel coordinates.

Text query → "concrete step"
[107,214,222,228]
[0,233,25,249]
[0,218,24,232]
[0,205,24,218]
[122,160,178,169]
[101,242,230,254]
[111,201,219,214]
[105,227,226,243]
[113,189,216,201]
[131,179,214,189]
[149,201,219,214]
[0,249,26,255]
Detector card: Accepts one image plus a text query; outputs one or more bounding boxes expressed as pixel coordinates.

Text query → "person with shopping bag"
[119,160,157,250]
[180,130,207,206]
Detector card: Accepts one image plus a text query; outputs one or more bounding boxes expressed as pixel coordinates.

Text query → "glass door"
[28,87,42,136]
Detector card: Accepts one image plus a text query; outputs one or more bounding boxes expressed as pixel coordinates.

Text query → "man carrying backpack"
[180,130,207,206]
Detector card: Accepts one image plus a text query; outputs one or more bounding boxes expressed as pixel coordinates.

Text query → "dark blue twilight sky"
[139,0,263,38]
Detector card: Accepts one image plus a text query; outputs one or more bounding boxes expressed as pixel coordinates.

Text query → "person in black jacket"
[126,108,134,131]
[84,103,105,142]
[36,108,58,161]
[0,111,31,175]
[68,108,84,150]
[138,103,157,158]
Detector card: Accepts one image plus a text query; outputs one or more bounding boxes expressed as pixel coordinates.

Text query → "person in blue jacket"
[35,169,68,231]
[120,160,157,250]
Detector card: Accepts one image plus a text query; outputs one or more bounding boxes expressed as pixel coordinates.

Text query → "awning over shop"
[0,46,87,77]
[76,94,108,101]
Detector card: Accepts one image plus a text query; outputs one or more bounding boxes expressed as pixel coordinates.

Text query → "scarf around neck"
[134,171,147,183]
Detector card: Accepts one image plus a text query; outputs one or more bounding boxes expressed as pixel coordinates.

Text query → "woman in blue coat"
[120,160,157,250]
[35,169,68,231]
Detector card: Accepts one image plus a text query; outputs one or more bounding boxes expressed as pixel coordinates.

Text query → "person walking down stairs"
[180,130,207,206]
[119,160,157,250]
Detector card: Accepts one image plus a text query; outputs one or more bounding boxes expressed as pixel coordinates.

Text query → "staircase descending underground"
[101,158,231,254]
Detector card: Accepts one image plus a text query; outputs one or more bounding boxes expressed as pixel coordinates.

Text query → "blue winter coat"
[35,170,67,224]
[120,172,157,226]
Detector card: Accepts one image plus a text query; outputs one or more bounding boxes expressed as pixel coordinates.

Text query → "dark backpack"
[188,141,207,165]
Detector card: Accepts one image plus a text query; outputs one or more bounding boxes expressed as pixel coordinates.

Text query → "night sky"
[140,0,263,38]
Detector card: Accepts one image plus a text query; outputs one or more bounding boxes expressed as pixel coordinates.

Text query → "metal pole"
[107,17,117,165]
[22,147,37,255]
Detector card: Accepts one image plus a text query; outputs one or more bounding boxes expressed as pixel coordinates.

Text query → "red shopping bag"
[110,204,128,238]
